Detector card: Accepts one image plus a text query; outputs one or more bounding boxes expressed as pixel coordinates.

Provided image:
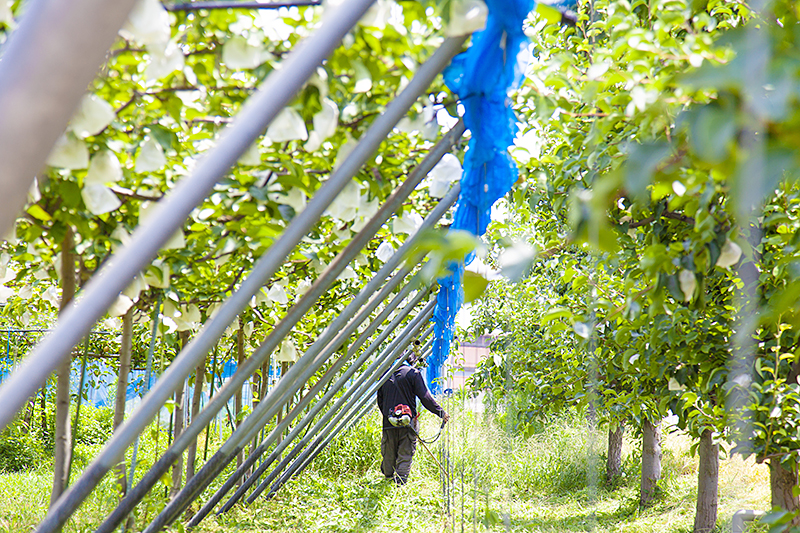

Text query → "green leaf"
[624,142,672,200]
[689,104,736,163]
[26,205,51,222]
[463,270,489,303]
[541,307,572,324]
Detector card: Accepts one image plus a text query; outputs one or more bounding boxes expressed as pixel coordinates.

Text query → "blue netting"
[427,0,538,393]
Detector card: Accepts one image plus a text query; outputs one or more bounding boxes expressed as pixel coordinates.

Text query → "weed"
[0,405,773,532]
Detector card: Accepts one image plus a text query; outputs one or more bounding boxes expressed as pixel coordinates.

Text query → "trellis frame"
[0,1,472,531]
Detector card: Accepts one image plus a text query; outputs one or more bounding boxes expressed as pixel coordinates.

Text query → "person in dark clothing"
[376,348,449,485]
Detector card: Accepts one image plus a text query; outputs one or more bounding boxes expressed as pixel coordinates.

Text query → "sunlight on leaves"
[85,150,123,185]
[265,107,308,144]
[70,94,115,138]
[46,133,89,169]
[81,184,121,216]
[135,137,167,173]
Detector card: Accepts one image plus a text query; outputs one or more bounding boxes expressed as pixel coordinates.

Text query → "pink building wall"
[443,335,492,390]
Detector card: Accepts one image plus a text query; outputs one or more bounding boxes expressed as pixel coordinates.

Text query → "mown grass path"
[0,413,770,532]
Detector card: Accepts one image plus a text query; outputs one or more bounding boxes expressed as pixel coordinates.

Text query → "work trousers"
[380,423,417,485]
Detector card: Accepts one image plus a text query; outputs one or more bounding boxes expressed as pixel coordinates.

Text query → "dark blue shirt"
[377,364,445,429]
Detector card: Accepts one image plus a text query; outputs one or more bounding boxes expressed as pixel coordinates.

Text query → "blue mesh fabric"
[427,0,539,393]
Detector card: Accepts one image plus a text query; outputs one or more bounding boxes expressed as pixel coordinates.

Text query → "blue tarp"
[429,0,538,393]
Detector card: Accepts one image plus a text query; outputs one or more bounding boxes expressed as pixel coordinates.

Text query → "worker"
[376,342,450,485]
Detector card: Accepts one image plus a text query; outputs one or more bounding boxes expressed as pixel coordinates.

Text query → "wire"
[164,0,321,11]
[411,418,447,445]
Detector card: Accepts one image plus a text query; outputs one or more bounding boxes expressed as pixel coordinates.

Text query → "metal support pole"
[0,0,139,237]
[36,34,465,533]
[290,342,435,488]
[159,278,427,530]
[172,290,428,528]
[266,339,434,499]
[187,181,461,523]
[101,133,461,533]
[214,296,433,516]
[731,510,765,533]
[297,343,436,484]
[249,323,434,503]
[0,0,381,437]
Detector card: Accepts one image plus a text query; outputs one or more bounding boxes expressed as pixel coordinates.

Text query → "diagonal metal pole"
[159,280,429,530]
[184,275,424,522]
[214,297,434,516]
[158,123,464,528]
[167,292,431,529]
[38,37,465,533]
[0,0,140,237]
[0,0,382,435]
[187,180,462,523]
[248,324,435,503]
[280,340,435,495]
[293,337,436,486]
[271,339,435,497]
[264,337,435,499]
[184,291,424,527]
[96,134,463,533]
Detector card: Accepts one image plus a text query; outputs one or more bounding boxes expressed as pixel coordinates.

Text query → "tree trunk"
[278,361,288,445]
[169,383,185,499]
[40,388,47,438]
[112,309,133,497]
[770,458,800,527]
[185,348,206,483]
[606,423,624,485]
[693,429,719,533]
[640,417,662,508]
[22,393,34,433]
[50,227,75,507]
[253,359,269,449]
[234,318,245,479]
[170,331,187,500]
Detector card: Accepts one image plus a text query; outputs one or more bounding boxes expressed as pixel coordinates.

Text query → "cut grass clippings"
[0,408,771,533]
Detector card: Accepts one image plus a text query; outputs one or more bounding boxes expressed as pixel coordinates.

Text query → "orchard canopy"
[1,0,800,532]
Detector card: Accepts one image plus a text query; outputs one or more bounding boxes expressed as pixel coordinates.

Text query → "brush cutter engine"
[388,404,413,427]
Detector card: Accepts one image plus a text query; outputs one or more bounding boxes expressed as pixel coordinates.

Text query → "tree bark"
[50,227,75,508]
[40,388,47,438]
[770,458,800,527]
[252,358,269,457]
[112,309,133,497]
[693,429,719,533]
[170,331,189,499]
[278,361,288,444]
[185,349,206,483]
[234,317,245,479]
[606,423,624,485]
[640,417,662,508]
[22,393,34,433]
[169,382,185,499]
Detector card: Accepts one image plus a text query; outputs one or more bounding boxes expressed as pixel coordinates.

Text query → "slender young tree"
[51,226,76,506]
[185,349,206,483]
[170,331,189,499]
[112,309,134,496]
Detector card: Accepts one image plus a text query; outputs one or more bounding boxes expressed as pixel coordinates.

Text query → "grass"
[191,401,770,533]
[0,403,772,533]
